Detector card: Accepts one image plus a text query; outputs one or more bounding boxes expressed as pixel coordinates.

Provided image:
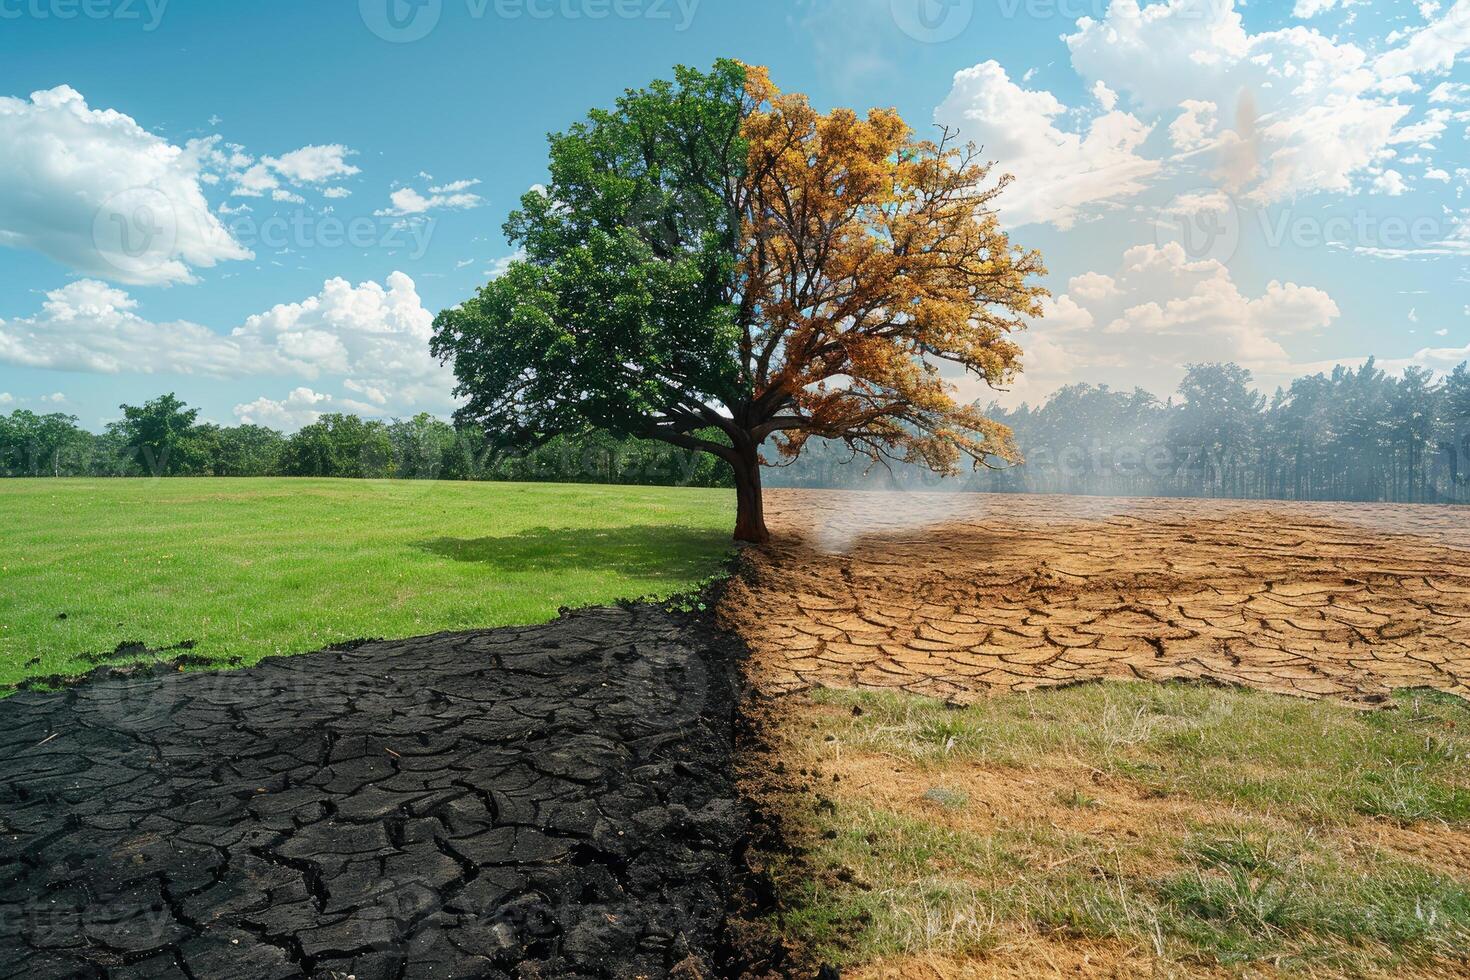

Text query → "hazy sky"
[0,0,1467,429]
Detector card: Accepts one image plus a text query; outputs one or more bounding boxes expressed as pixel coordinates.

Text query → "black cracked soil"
[0,605,774,979]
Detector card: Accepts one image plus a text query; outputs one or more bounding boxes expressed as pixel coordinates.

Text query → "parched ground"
[723,490,1470,707]
[7,488,1469,979]
[0,606,771,980]
[727,490,1470,978]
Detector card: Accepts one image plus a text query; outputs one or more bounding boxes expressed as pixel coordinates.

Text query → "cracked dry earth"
[722,490,1470,706]
[0,606,757,979]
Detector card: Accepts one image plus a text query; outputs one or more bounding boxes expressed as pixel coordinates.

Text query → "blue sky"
[0,0,1466,429]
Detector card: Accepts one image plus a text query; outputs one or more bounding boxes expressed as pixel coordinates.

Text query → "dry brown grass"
[725,492,1470,977]
[743,688,1470,977]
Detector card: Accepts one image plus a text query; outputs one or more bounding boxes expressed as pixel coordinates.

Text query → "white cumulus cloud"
[1065,0,1418,205]
[194,139,360,200]
[1376,0,1470,79]
[984,241,1341,406]
[934,61,1161,228]
[234,387,332,430]
[0,279,263,375]
[0,86,252,285]
[375,178,483,217]
[266,145,360,184]
[1373,341,1470,376]
[230,271,449,395]
[1293,0,1343,18]
[1169,100,1220,152]
[1429,81,1470,102]
[1373,169,1410,195]
[0,272,456,415]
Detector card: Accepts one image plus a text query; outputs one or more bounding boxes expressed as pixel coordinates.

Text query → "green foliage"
[277,413,395,478]
[431,59,747,457]
[386,413,459,479]
[206,424,286,477]
[490,428,731,487]
[1155,830,1470,964]
[0,409,92,476]
[110,393,206,475]
[0,393,732,489]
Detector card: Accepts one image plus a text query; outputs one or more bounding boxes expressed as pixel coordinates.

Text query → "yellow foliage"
[736,64,1048,474]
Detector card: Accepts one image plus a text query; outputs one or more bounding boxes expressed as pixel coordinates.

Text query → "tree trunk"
[731,445,770,544]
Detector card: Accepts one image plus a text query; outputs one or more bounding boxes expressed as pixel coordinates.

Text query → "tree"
[88,425,142,477]
[278,414,394,478]
[432,60,1046,542]
[210,425,287,477]
[1169,364,1265,497]
[0,410,90,476]
[986,385,1165,496]
[112,394,206,476]
[387,414,458,479]
[1444,364,1470,498]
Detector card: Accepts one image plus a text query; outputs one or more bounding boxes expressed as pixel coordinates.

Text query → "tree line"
[772,359,1470,506]
[7,358,1470,505]
[0,394,732,488]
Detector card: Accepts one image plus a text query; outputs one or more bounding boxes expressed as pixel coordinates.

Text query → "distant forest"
[0,393,731,488]
[775,359,1470,506]
[5,359,1470,505]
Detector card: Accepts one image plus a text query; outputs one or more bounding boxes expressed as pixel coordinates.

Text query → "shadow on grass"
[416,524,731,580]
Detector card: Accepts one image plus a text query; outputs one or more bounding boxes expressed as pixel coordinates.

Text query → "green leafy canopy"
[431,60,749,456]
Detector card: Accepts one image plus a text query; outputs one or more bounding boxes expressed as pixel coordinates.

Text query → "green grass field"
[0,478,734,687]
